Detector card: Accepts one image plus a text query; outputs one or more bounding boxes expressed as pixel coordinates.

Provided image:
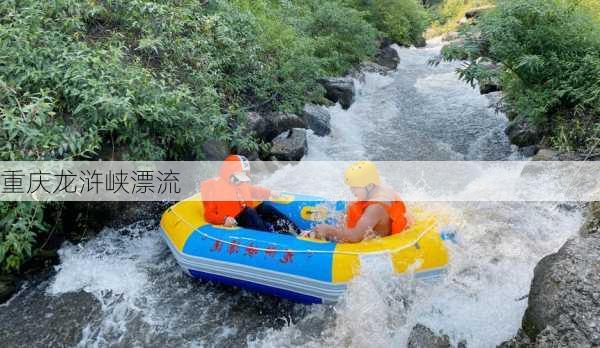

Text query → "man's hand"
[224,216,237,227]
[313,224,335,240]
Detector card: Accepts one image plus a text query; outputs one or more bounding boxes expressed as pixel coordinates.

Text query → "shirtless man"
[310,161,408,243]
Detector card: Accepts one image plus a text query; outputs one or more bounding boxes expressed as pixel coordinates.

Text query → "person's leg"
[235,207,269,231]
[255,204,301,235]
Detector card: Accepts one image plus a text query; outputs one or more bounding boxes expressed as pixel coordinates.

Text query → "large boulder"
[317,77,355,110]
[263,112,307,142]
[302,103,331,136]
[269,128,308,161]
[520,221,600,347]
[375,45,400,69]
[504,115,541,147]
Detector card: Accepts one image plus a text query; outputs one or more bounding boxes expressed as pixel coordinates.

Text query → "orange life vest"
[200,157,270,224]
[346,198,408,235]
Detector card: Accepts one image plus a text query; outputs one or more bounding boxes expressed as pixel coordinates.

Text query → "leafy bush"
[302,2,379,74]
[1,0,408,272]
[438,0,600,152]
[344,0,429,45]
[0,202,48,272]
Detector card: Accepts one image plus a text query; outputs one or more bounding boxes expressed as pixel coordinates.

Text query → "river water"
[0,40,584,347]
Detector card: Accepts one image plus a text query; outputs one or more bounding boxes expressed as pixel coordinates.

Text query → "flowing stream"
[0,40,584,348]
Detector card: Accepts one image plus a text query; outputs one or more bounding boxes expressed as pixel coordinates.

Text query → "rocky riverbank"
[497,202,600,348]
[203,40,401,162]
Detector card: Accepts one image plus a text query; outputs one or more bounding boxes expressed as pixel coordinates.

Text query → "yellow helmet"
[344,161,380,187]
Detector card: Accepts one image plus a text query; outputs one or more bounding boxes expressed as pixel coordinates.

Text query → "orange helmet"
[219,155,251,182]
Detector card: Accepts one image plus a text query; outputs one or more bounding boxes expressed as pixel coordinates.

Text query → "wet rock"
[269,128,308,161]
[520,230,600,347]
[414,36,427,48]
[0,288,102,347]
[375,45,400,69]
[0,274,17,304]
[263,112,307,142]
[247,111,270,140]
[520,145,539,157]
[407,324,452,348]
[302,103,331,136]
[476,59,502,94]
[480,81,501,95]
[201,139,230,160]
[318,77,355,110]
[504,115,541,147]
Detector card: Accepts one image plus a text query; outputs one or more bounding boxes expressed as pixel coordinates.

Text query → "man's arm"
[317,204,386,243]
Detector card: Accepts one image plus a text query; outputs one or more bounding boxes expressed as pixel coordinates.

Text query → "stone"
[375,45,400,69]
[317,77,355,110]
[246,111,270,140]
[302,103,331,136]
[407,324,452,348]
[520,231,600,347]
[263,112,307,142]
[414,36,427,48]
[480,81,501,94]
[269,128,308,161]
[201,139,230,160]
[504,115,541,147]
[520,145,539,157]
[0,289,102,347]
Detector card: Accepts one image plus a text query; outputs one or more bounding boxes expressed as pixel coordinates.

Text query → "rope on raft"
[167,208,439,256]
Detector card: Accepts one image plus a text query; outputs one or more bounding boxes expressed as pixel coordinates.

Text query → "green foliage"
[344,0,429,45]
[304,1,378,74]
[0,202,48,272]
[427,0,495,36]
[0,0,403,272]
[439,0,600,152]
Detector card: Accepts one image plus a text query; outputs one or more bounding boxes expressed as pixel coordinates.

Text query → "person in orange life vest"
[309,161,408,243]
[200,155,300,234]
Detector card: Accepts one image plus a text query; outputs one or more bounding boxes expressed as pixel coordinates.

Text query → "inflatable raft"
[160,193,451,304]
